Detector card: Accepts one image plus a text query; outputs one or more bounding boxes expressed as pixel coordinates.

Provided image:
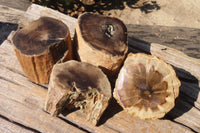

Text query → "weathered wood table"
[0,4,200,133]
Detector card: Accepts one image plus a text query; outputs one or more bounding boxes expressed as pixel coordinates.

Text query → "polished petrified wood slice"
[11,17,73,83]
[74,12,128,77]
[114,53,180,120]
[45,60,111,125]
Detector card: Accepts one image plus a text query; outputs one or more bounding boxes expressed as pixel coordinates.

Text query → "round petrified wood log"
[74,12,128,77]
[11,17,72,84]
[114,53,180,120]
[45,60,111,125]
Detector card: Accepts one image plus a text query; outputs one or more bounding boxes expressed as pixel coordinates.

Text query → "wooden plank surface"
[0,40,193,133]
[0,0,30,11]
[127,24,200,59]
[0,5,25,24]
[0,3,200,133]
[0,41,86,133]
[0,116,35,133]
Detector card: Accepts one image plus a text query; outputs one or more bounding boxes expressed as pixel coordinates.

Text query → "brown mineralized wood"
[74,12,128,77]
[11,16,73,83]
[1,4,200,132]
[0,39,195,133]
[114,53,181,120]
[45,60,111,125]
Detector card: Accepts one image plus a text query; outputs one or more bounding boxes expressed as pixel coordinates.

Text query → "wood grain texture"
[127,24,200,59]
[113,53,181,120]
[0,0,30,11]
[0,3,200,133]
[0,41,86,133]
[45,60,112,125]
[19,4,77,37]
[128,38,200,105]
[0,117,34,133]
[128,34,200,132]
[0,37,194,133]
[0,5,25,24]
[75,13,128,77]
[12,17,73,84]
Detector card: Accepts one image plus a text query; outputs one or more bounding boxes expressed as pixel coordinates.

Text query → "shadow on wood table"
[0,22,18,44]
[0,4,199,132]
[61,96,123,126]
[127,24,200,59]
[97,97,123,126]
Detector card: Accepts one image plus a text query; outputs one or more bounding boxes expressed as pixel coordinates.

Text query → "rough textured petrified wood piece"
[114,53,181,120]
[74,12,128,77]
[0,38,197,132]
[45,60,111,125]
[1,4,200,132]
[11,16,72,83]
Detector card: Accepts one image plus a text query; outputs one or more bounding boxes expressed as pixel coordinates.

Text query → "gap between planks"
[0,3,200,133]
[0,34,196,133]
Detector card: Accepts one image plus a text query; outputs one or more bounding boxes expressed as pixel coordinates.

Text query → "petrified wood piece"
[114,53,181,120]
[1,4,200,132]
[45,60,111,125]
[74,12,128,77]
[11,17,72,83]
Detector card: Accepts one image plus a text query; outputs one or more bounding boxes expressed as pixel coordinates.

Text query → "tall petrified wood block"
[114,53,180,120]
[74,13,128,77]
[11,17,72,84]
[45,60,111,125]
